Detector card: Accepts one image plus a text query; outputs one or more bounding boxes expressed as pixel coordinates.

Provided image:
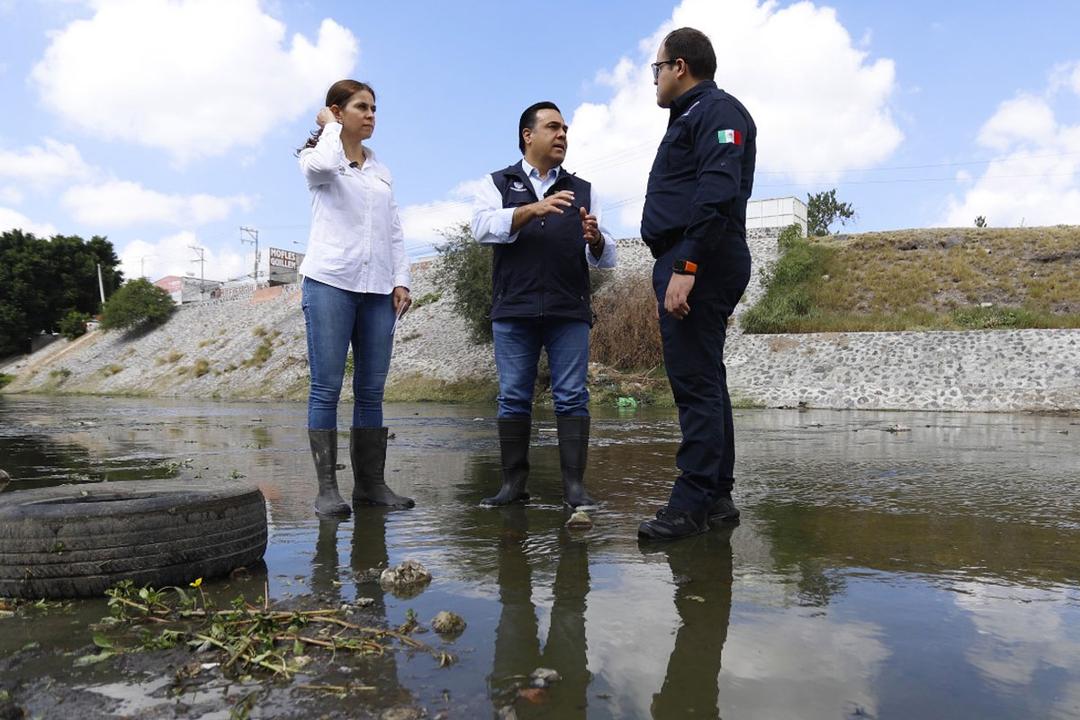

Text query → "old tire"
[0,481,267,599]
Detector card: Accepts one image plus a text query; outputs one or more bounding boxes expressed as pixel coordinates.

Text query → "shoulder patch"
[717,129,743,145]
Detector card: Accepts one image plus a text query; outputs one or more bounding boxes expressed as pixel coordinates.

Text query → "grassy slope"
[743,226,1080,333]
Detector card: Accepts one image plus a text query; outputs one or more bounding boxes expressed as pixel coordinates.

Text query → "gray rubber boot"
[556,415,598,510]
[309,429,350,517]
[350,427,415,509]
[481,417,532,507]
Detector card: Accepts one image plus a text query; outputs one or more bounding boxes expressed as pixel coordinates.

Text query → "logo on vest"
[511,181,529,193]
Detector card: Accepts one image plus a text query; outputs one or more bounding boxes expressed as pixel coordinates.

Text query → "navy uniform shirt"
[641,80,757,264]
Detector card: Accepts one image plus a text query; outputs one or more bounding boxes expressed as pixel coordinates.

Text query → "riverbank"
[2,236,1078,412]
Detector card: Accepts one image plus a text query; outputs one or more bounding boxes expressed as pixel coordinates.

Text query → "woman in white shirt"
[297,79,413,516]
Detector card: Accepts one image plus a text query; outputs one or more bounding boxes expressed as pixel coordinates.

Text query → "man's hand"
[392,286,411,317]
[316,107,337,127]
[534,190,575,217]
[664,273,695,320]
[580,206,603,255]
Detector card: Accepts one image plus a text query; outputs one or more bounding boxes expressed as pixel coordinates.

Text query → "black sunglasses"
[651,59,678,81]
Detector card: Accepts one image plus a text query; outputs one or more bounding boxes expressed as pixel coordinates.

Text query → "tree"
[433,223,493,343]
[806,189,855,236]
[974,216,988,228]
[59,310,92,340]
[0,230,124,355]
[100,278,175,331]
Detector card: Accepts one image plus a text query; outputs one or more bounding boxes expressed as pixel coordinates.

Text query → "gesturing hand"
[580,206,601,243]
[533,190,575,217]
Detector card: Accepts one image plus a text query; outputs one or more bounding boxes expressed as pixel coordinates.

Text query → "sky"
[1,0,1079,284]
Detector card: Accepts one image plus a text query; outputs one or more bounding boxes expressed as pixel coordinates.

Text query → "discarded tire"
[0,481,267,599]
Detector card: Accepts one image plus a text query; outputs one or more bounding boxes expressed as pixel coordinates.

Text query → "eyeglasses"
[651,59,677,81]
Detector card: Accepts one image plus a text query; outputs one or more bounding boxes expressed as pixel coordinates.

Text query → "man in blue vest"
[472,101,616,510]
[637,28,757,541]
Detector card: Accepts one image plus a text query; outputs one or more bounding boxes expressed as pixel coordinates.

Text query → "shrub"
[742,233,833,334]
[193,359,211,377]
[246,340,272,367]
[590,276,664,371]
[100,278,175,331]
[433,223,493,343]
[411,292,442,309]
[59,310,92,340]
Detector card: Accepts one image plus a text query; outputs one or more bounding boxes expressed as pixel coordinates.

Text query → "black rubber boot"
[309,429,350,517]
[350,427,415,509]
[556,415,598,510]
[637,507,709,542]
[481,417,531,507]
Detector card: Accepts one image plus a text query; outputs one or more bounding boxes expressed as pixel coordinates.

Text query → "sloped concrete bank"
[3,240,1077,412]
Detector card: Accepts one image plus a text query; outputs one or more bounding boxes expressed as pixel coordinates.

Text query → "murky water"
[1,395,1079,719]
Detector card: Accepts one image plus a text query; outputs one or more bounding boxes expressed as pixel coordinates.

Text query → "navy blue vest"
[489,162,593,325]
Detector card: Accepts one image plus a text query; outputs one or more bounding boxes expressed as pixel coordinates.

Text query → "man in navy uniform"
[472,101,616,510]
[637,27,757,541]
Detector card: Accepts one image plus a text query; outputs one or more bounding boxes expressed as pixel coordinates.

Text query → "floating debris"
[884,424,911,433]
[529,667,561,688]
[379,560,433,598]
[565,510,593,530]
[431,611,466,637]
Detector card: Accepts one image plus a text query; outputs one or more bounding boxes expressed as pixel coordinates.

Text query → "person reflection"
[490,506,592,717]
[649,526,735,719]
[308,512,411,706]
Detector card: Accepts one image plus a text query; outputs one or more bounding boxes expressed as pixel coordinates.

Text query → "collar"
[521,157,561,181]
[669,79,718,123]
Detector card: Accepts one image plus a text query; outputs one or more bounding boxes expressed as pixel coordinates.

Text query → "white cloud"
[62,180,253,228]
[564,0,903,228]
[0,138,93,188]
[0,207,59,237]
[0,187,24,204]
[31,0,358,162]
[118,231,250,282]
[398,178,489,256]
[942,67,1080,227]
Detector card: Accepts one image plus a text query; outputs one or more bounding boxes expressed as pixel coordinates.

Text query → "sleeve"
[470,176,519,244]
[298,122,343,188]
[584,187,617,269]
[673,100,748,263]
[388,182,411,290]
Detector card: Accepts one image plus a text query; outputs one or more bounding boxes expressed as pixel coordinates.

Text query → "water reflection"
[2,395,1080,719]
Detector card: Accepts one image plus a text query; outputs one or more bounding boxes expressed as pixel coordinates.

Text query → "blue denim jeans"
[302,277,394,430]
[492,317,590,418]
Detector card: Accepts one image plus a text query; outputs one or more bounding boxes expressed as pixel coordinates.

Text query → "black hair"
[518,101,561,155]
[662,27,717,80]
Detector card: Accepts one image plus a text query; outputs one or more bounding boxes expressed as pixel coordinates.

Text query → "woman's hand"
[392,286,411,317]
[316,107,337,127]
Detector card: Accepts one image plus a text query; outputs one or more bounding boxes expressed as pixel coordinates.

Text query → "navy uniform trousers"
[652,240,751,515]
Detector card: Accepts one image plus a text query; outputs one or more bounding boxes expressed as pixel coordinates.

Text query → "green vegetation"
[384,373,498,403]
[101,364,124,376]
[0,230,123,356]
[246,340,273,367]
[0,373,13,389]
[807,188,856,236]
[193,359,211,377]
[100,278,175,331]
[411,291,442,308]
[59,310,92,340]
[433,222,493,343]
[742,225,1080,333]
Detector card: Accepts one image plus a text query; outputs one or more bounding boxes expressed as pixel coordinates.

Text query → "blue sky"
[1,0,1078,283]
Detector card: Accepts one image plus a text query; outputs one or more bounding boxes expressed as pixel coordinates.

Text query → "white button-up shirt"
[471,159,617,268]
[298,122,410,293]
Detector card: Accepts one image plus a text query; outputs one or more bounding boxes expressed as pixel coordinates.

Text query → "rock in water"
[0,469,10,492]
[379,560,432,598]
[565,510,593,530]
[431,610,466,636]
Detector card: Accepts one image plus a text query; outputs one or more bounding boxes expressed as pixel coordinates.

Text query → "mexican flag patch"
[717,129,742,145]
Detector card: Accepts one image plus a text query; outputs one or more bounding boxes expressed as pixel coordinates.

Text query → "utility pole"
[189,245,206,300]
[240,226,259,285]
[97,264,106,305]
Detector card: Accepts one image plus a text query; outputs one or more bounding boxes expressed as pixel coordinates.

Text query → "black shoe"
[637,507,708,541]
[481,417,531,507]
[707,494,740,523]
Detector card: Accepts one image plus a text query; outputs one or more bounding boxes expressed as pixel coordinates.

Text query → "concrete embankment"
[3,239,1077,412]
